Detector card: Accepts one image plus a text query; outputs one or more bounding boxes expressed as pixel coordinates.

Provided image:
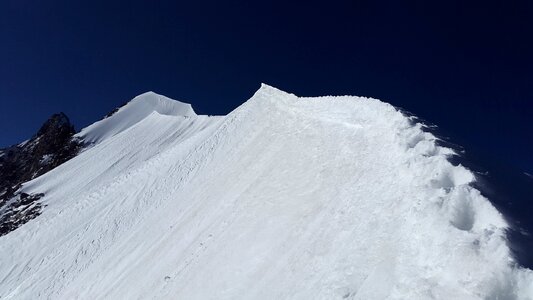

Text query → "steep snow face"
[1,85,532,299]
[76,91,196,144]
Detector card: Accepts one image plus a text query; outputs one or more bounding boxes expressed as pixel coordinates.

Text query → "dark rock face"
[0,112,82,236]
[0,193,44,236]
[104,102,128,119]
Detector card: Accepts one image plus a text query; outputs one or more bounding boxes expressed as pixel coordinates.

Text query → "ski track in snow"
[0,85,532,299]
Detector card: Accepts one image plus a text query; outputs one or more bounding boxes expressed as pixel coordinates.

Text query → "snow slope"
[0,85,532,299]
[76,91,197,144]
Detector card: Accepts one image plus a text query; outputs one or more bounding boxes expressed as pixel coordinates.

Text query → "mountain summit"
[0,85,532,299]
[76,91,196,144]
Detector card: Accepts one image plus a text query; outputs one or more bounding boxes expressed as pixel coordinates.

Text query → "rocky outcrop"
[104,101,128,119]
[0,113,82,236]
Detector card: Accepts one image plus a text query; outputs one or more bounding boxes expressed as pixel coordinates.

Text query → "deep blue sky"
[1,0,532,173]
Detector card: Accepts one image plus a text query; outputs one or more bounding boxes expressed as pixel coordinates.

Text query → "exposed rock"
[104,101,128,119]
[0,192,44,236]
[0,112,82,236]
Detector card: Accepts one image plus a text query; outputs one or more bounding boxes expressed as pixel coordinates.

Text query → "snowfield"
[0,85,532,299]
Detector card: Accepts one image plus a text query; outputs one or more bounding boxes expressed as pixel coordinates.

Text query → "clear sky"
[1,0,532,173]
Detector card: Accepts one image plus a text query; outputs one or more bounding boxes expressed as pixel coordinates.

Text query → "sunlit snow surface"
[76,91,197,144]
[1,85,532,299]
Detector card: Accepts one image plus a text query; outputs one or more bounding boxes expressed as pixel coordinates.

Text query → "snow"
[75,91,197,144]
[17,139,29,147]
[40,154,53,165]
[0,84,532,299]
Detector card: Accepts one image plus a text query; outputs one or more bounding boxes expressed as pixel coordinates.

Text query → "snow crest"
[0,84,532,299]
[76,91,196,144]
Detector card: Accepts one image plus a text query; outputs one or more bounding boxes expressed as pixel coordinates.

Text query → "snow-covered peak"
[76,91,196,144]
[127,91,196,117]
[254,83,295,98]
[3,86,533,299]
[258,83,284,93]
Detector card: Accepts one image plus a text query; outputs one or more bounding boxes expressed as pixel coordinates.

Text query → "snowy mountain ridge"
[0,84,532,299]
[76,91,197,144]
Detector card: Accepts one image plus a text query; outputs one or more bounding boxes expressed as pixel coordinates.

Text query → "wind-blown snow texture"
[0,85,532,299]
[76,91,196,144]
